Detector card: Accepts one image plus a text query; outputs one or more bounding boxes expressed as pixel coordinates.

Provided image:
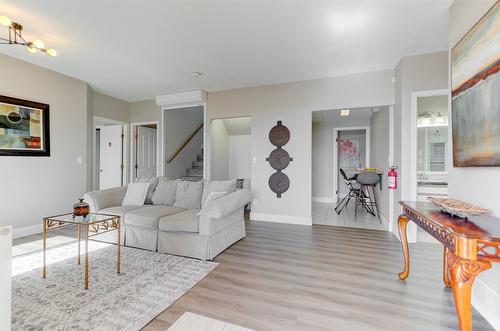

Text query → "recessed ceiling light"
[340,109,350,117]
[328,12,367,31]
[192,72,202,77]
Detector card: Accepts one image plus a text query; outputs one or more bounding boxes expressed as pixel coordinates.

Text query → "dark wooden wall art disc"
[268,172,290,198]
[269,120,290,147]
[266,121,293,198]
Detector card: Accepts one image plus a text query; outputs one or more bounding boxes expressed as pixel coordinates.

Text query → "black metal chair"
[334,169,360,215]
[354,171,381,223]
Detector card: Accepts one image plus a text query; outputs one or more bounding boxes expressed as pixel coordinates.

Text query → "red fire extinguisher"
[388,166,398,190]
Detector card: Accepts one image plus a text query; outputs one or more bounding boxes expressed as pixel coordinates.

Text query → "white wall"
[0,54,90,237]
[449,1,500,329]
[370,107,391,221]
[164,106,204,179]
[392,51,449,240]
[206,70,394,224]
[93,91,129,123]
[210,119,229,180]
[312,119,370,201]
[228,135,251,179]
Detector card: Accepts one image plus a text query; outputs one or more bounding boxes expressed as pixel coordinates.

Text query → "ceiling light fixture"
[0,15,57,56]
[191,72,202,77]
[340,109,350,117]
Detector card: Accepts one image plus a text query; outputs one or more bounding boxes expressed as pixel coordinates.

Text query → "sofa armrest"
[83,186,127,212]
[199,189,251,236]
[202,189,251,219]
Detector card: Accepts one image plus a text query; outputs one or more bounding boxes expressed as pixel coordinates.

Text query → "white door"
[99,125,123,189]
[135,126,157,179]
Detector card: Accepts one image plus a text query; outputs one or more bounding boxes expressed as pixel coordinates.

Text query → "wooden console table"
[398,201,500,331]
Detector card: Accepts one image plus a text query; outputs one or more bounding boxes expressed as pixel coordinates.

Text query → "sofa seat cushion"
[125,206,185,229]
[98,205,142,219]
[159,209,200,233]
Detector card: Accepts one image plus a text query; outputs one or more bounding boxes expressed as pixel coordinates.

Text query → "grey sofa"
[83,182,251,260]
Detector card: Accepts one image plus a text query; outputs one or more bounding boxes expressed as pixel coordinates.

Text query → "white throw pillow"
[135,176,159,204]
[197,191,228,216]
[122,182,150,206]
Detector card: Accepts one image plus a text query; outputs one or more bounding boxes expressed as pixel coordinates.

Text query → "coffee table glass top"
[44,213,118,225]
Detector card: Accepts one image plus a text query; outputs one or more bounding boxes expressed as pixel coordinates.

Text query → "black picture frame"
[0,95,50,157]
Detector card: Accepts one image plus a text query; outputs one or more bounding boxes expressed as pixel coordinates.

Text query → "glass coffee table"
[42,213,121,290]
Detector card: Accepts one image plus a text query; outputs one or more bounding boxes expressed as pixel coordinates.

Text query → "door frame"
[92,116,128,190]
[130,121,161,182]
[410,89,449,202]
[333,126,370,203]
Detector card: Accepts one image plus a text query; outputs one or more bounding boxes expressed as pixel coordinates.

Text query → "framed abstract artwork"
[0,95,50,157]
[451,1,500,167]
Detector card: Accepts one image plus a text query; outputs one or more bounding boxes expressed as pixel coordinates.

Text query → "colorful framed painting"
[451,1,500,167]
[0,95,50,156]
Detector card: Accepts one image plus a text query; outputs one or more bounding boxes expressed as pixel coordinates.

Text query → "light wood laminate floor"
[143,221,493,331]
[13,220,493,331]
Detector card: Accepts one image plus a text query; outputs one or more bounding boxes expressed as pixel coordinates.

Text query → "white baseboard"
[12,224,42,239]
[312,197,334,204]
[472,278,500,331]
[250,212,312,225]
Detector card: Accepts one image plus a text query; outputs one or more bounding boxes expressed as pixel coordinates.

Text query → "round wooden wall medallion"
[268,171,290,198]
[269,120,290,147]
[267,148,293,170]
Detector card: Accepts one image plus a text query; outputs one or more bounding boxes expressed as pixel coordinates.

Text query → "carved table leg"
[397,215,410,280]
[447,250,491,331]
[443,246,451,288]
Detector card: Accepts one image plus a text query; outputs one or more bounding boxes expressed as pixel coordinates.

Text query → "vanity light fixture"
[0,15,57,56]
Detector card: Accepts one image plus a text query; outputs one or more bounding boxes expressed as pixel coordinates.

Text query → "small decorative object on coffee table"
[427,197,491,219]
[42,213,121,290]
[73,198,90,217]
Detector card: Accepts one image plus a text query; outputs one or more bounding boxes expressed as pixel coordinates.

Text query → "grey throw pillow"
[202,179,237,205]
[174,180,204,209]
[151,179,179,206]
[135,176,159,204]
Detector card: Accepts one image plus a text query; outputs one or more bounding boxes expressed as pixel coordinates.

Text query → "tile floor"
[312,201,388,231]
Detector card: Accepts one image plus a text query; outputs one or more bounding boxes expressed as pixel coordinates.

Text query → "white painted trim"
[12,224,41,239]
[156,90,207,109]
[333,126,370,203]
[388,105,395,232]
[472,278,500,331]
[312,197,335,204]
[129,121,161,182]
[250,213,312,225]
[409,89,448,202]
[92,116,129,190]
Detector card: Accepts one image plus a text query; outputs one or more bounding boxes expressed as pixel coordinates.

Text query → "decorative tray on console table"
[427,197,491,219]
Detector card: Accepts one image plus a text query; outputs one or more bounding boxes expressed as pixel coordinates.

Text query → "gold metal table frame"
[42,212,121,290]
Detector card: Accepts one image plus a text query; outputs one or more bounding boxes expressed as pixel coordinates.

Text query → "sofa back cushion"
[151,178,179,206]
[202,179,237,206]
[174,180,204,209]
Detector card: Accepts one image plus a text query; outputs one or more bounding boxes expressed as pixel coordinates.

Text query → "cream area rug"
[11,240,218,331]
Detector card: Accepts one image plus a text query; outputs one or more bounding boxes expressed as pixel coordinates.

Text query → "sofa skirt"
[125,226,158,251]
[158,220,246,260]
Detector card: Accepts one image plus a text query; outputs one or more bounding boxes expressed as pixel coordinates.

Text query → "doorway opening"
[93,117,128,190]
[312,106,391,231]
[411,90,449,243]
[131,122,159,181]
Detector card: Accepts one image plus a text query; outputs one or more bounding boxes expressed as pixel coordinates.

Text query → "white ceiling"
[0,0,451,101]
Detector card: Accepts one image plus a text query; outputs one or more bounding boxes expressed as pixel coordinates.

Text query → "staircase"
[180,152,204,181]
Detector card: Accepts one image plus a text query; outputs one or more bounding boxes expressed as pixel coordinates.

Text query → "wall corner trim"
[250,212,312,225]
